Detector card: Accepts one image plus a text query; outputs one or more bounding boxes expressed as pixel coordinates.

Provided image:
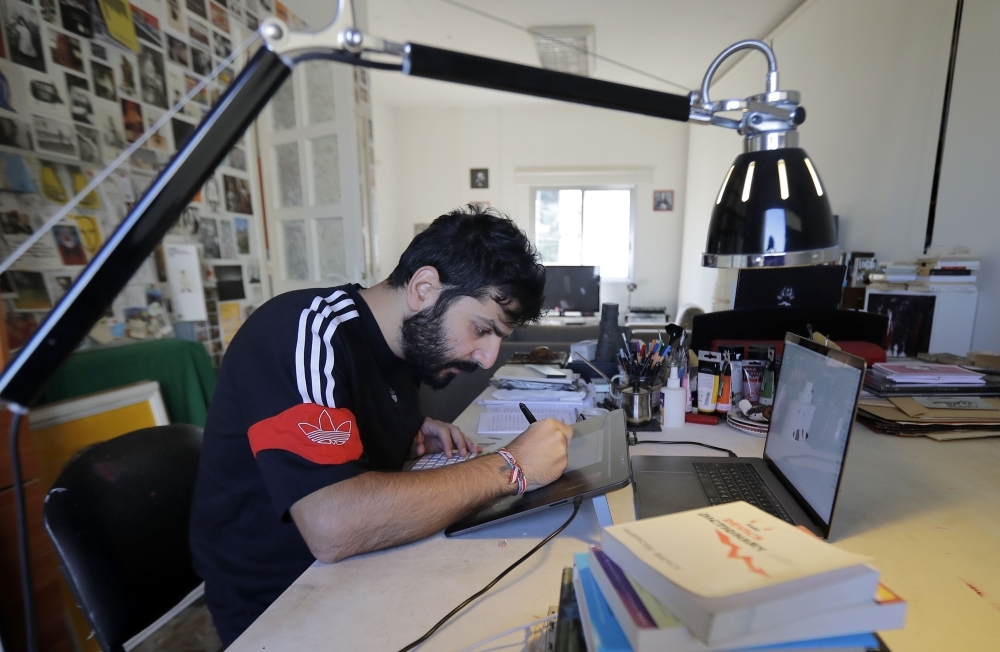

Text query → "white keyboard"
[408,452,478,471]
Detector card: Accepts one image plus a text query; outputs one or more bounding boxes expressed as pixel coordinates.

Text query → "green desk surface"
[36,338,217,426]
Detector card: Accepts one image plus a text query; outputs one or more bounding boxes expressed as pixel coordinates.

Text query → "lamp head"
[690,41,839,268]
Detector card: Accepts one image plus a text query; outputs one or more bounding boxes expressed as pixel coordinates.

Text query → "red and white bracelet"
[497,448,527,495]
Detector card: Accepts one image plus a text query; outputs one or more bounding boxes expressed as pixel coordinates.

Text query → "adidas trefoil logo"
[298,409,352,445]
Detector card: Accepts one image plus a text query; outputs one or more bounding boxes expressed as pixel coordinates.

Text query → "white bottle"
[662,365,686,429]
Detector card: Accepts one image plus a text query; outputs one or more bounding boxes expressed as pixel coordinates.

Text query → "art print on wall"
[186,0,208,21]
[121,98,144,142]
[52,223,88,265]
[234,216,250,254]
[33,114,78,158]
[92,61,116,101]
[223,174,252,214]
[189,20,210,47]
[65,72,93,124]
[0,117,35,151]
[167,34,188,67]
[47,28,84,72]
[26,70,70,120]
[131,3,162,46]
[7,3,47,73]
[59,0,93,38]
[76,124,101,164]
[138,44,167,109]
[199,215,221,258]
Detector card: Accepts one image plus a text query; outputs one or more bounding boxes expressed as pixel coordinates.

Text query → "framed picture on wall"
[653,189,674,211]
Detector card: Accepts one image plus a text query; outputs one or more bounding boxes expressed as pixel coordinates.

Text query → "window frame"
[528,184,637,282]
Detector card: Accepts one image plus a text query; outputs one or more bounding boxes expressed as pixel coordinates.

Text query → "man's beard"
[400,302,480,389]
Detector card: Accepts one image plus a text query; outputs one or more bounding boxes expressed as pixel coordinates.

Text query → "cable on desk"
[458,614,557,652]
[398,496,584,652]
[627,430,737,457]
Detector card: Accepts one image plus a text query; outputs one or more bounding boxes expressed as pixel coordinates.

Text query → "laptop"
[445,409,631,535]
[631,333,866,538]
[734,265,846,310]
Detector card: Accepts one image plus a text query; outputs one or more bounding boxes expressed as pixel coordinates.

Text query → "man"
[190,206,573,644]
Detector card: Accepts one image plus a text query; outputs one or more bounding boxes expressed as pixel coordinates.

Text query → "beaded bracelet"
[497,447,527,495]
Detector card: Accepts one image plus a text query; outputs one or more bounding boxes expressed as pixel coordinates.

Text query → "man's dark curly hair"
[386,205,546,327]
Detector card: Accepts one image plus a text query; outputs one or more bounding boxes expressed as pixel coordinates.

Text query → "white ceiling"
[283,0,806,107]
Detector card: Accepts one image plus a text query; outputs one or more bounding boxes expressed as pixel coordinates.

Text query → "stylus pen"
[519,403,537,424]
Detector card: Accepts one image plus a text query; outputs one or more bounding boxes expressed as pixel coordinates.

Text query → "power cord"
[9,407,37,652]
[398,496,584,652]
[627,430,737,457]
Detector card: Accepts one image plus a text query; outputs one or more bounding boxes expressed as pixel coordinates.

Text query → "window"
[533,187,633,278]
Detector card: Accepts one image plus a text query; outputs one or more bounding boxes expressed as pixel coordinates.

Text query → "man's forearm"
[291,453,516,563]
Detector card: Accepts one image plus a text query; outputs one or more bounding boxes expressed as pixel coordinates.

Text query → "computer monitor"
[543,266,600,314]
[734,265,846,310]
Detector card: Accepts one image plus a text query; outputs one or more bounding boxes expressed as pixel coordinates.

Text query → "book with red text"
[588,547,906,652]
[600,502,879,645]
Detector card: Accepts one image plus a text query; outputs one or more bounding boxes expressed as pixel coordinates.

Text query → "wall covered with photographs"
[0,0,306,368]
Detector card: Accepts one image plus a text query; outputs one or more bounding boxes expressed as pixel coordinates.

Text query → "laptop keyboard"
[693,462,794,523]
[408,452,478,471]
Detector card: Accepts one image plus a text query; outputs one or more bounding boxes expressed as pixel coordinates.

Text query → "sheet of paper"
[477,407,578,434]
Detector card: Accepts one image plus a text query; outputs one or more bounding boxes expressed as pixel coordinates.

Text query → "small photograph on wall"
[653,190,674,211]
[47,28,84,72]
[234,216,250,254]
[145,108,172,151]
[33,114,78,157]
[27,71,70,120]
[166,0,185,32]
[139,44,168,109]
[199,216,221,258]
[96,105,127,160]
[228,145,247,171]
[132,4,162,46]
[9,270,52,310]
[219,218,236,259]
[167,35,189,67]
[213,31,231,58]
[5,3,46,72]
[0,117,35,151]
[92,61,117,101]
[58,0,93,38]
[76,124,101,164]
[214,264,245,301]
[223,175,252,214]
[187,0,208,20]
[52,223,88,265]
[65,72,93,124]
[121,99,144,142]
[91,41,108,61]
[190,46,211,76]
[40,0,58,25]
[189,20,210,47]
[209,2,230,33]
[470,168,488,189]
[866,292,936,358]
[118,51,138,98]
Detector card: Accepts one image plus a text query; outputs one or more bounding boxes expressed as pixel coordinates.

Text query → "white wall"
[370,99,690,315]
[679,0,956,313]
[933,0,1000,352]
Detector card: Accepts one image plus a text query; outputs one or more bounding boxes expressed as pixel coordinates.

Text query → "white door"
[256,59,371,296]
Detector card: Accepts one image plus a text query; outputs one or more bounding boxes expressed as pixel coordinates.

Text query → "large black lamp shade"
[703,147,839,268]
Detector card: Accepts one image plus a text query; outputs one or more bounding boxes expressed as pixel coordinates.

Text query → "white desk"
[230,392,1000,651]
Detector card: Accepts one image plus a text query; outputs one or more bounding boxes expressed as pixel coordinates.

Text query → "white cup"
[578,407,610,420]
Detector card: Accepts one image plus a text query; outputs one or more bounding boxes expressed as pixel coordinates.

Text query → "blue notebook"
[573,553,880,652]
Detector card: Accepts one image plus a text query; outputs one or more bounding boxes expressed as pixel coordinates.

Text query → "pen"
[519,402,537,424]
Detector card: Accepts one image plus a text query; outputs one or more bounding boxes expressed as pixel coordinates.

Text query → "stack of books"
[910,257,979,292]
[572,502,906,651]
[863,362,999,398]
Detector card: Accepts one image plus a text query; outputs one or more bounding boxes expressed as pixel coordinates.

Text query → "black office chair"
[43,425,207,652]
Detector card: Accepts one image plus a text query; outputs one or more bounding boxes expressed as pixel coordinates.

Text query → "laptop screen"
[764,339,864,525]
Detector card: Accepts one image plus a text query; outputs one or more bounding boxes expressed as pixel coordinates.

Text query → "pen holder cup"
[621,386,652,427]
[618,374,662,414]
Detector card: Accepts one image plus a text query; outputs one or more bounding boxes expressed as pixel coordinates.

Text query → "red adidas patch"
[248,404,363,465]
